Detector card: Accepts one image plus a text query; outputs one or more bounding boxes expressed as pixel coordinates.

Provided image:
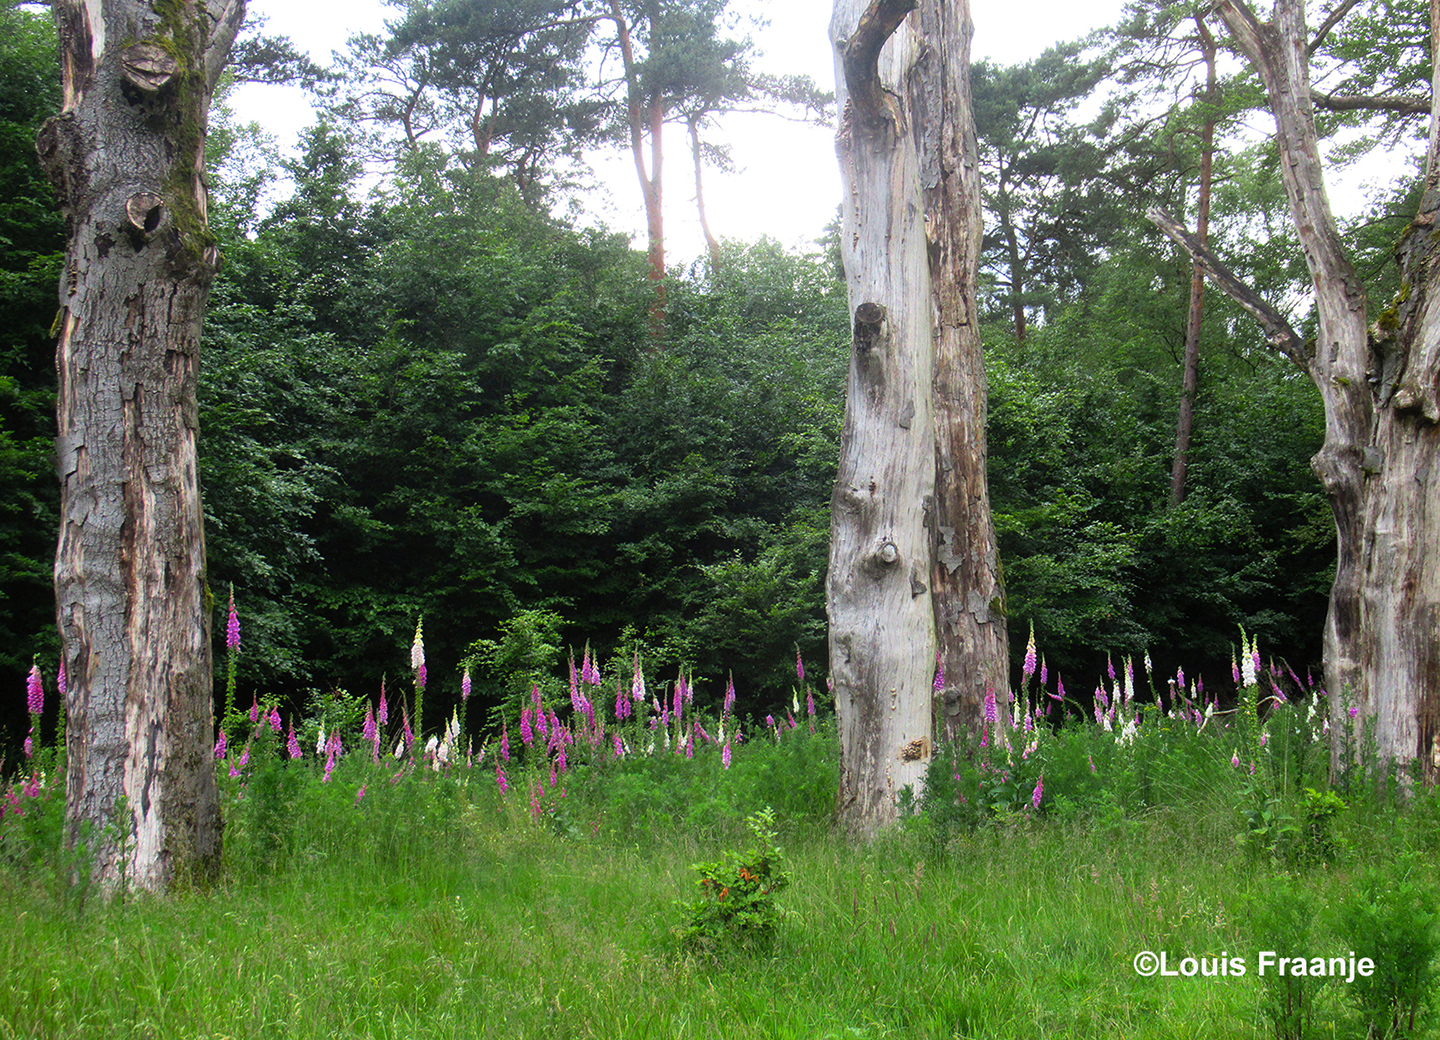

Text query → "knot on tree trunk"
[122,43,179,93]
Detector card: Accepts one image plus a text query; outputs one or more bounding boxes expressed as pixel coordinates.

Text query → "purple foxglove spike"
[268,708,282,734]
[495,761,509,794]
[1031,774,1044,810]
[378,683,388,726]
[214,729,227,759]
[722,739,732,770]
[288,724,302,759]
[796,649,805,683]
[806,689,816,717]
[463,667,472,702]
[26,665,43,716]
[226,588,240,652]
[249,696,259,724]
[520,708,533,745]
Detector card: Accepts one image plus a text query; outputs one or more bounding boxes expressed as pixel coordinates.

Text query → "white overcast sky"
[226,0,1133,261]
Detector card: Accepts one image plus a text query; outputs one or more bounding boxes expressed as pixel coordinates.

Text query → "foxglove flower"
[1022,624,1037,685]
[722,738,732,770]
[983,686,998,727]
[723,674,736,719]
[249,696,260,724]
[378,682,389,726]
[496,761,509,794]
[1031,773,1044,810]
[56,659,66,699]
[26,665,43,716]
[226,588,241,652]
[287,724,302,760]
[214,730,227,759]
[934,649,945,692]
[411,619,426,689]
[631,652,646,703]
[268,707,282,734]
[1231,752,1240,768]
[806,689,816,717]
[520,708,534,745]
[462,666,471,702]
[796,649,805,683]
[500,725,510,761]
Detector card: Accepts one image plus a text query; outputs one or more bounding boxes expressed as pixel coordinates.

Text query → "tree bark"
[36,0,242,892]
[829,0,1006,833]
[917,0,1008,738]
[1157,0,1440,781]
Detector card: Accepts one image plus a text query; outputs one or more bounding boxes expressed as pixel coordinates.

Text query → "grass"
[2,661,1437,1038]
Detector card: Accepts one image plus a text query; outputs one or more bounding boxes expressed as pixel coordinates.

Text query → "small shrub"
[1334,863,1440,1039]
[679,807,789,956]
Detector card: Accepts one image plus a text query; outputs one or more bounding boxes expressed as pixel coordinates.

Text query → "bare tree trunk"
[36,0,243,892]
[829,0,1006,833]
[1154,0,1440,780]
[1169,12,1217,509]
[689,115,723,276]
[609,0,666,329]
[919,0,1008,738]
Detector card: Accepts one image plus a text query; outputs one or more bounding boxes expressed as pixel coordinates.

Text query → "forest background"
[2,0,1422,751]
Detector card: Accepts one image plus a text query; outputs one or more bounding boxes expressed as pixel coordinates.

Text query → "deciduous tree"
[36,0,245,891]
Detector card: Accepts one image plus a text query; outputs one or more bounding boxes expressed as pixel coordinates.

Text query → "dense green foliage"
[12,0,1437,742]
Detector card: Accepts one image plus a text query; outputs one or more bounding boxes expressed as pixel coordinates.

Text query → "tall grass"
[2,637,1437,1038]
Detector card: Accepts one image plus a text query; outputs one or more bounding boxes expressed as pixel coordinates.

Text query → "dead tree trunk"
[1152,0,1440,780]
[919,0,1009,738]
[36,0,243,891]
[1169,12,1218,509]
[829,0,1007,834]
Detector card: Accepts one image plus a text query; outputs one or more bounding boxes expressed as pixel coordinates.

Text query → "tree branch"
[1307,0,1363,56]
[1147,206,1308,368]
[842,0,917,127]
[1311,89,1432,116]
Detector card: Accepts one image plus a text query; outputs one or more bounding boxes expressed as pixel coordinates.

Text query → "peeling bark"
[38,0,243,892]
[829,0,1005,834]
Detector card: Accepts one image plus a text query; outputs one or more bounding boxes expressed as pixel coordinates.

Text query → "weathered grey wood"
[37,0,243,892]
[829,0,1006,833]
[1162,0,1440,781]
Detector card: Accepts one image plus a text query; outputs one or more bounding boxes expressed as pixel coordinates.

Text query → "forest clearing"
[4,0,1440,1035]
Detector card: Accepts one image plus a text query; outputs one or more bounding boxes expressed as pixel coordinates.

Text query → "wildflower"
[684,729,694,758]
[1271,681,1288,705]
[631,652,646,704]
[500,725,510,761]
[1260,731,1269,748]
[1031,773,1044,810]
[1022,624,1037,685]
[363,704,377,746]
[249,695,260,724]
[287,724,302,760]
[268,707,281,734]
[806,689,816,717]
[934,649,945,692]
[983,686,998,726]
[316,727,327,755]
[56,659,66,699]
[26,665,43,716]
[1123,658,1135,709]
[214,730,227,759]
[1039,656,1048,688]
[238,744,250,769]
[411,618,426,690]
[226,587,240,652]
[520,707,534,746]
[1239,627,1258,687]
[462,666,471,701]
[1348,705,1359,720]
[1231,752,1240,768]
[377,682,389,727]
[23,730,31,758]
[355,785,367,805]
[796,648,805,683]
[1087,754,1095,774]
[723,674,736,719]
[722,738,732,770]
[766,714,775,731]
[496,761,509,794]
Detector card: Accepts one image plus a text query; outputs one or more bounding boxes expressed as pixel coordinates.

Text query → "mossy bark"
[36,0,244,893]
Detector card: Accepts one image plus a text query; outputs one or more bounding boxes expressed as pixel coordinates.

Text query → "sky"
[226,0,1133,262]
